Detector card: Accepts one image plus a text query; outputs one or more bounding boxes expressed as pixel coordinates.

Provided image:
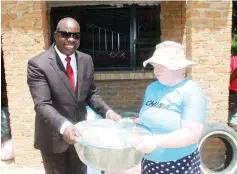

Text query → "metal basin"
[74,119,152,172]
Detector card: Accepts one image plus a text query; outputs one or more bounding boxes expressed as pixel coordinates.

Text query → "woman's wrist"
[153,135,162,148]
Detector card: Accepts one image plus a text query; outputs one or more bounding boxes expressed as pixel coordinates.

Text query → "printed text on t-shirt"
[145,100,170,109]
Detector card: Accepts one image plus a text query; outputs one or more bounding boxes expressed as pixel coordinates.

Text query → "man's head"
[54,17,80,56]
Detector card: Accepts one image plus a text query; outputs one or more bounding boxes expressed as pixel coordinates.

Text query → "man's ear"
[53,32,57,40]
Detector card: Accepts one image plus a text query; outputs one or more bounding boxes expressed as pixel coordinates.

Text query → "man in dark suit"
[27,17,121,174]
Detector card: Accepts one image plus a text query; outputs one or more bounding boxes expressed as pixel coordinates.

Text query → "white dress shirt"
[54,45,77,86]
[54,46,113,134]
[54,46,76,134]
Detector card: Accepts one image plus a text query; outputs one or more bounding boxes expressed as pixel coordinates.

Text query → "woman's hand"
[133,117,141,124]
[135,135,158,154]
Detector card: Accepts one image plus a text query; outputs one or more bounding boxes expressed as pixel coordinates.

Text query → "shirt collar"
[54,45,75,61]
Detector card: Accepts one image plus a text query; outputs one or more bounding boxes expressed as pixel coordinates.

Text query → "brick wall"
[186,2,232,123]
[1,0,232,167]
[2,1,48,167]
[201,138,227,169]
[95,80,153,111]
[161,1,232,123]
[160,1,186,43]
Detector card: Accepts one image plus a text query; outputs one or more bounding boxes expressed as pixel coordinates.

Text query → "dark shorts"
[141,149,201,174]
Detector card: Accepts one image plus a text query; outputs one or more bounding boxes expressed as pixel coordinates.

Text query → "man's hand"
[63,125,81,145]
[107,110,121,122]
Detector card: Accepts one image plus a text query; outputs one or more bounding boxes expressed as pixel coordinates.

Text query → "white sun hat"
[143,41,197,70]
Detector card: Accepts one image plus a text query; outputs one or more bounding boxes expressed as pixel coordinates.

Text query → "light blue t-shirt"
[139,78,207,162]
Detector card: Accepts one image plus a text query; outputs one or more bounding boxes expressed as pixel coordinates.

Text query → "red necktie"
[65,56,75,91]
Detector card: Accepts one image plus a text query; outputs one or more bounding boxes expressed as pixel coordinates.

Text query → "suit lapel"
[48,46,77,102]
[75,51,83,101]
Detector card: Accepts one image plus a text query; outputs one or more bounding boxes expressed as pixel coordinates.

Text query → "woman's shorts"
[141,149,201,174]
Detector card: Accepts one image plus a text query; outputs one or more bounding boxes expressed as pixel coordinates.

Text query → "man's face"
[54,21,80,56]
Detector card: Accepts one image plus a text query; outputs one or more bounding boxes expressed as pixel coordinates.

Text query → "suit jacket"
[27,45,111,153]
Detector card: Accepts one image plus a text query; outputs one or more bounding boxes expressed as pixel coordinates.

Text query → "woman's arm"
[136,121,204,153]
[153,120,203,148]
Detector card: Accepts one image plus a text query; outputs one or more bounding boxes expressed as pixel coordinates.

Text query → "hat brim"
[143,58,197,70]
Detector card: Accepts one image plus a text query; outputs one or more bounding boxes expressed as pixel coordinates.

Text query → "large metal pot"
[74,119,151,172]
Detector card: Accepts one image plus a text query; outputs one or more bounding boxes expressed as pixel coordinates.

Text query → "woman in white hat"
[135,41,207,174]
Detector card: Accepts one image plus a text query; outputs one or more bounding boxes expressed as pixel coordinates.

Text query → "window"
[50,4,161,71]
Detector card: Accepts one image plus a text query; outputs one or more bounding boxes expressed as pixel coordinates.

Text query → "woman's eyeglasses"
[55,31,80,39]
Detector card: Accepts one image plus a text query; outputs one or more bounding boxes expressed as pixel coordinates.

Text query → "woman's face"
[152,64,172,83]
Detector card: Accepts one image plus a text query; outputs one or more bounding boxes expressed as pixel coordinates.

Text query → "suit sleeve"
[27,59,68,132]
[85,58,111,118]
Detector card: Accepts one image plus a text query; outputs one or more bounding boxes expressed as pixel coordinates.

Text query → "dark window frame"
[49,4,160,71]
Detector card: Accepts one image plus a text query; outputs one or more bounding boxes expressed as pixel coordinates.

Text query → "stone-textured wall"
[95,79,153,110]
[161,1,232,123]
[1,0,232,167]
[2,1,48,167]
[185,2,232,123]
